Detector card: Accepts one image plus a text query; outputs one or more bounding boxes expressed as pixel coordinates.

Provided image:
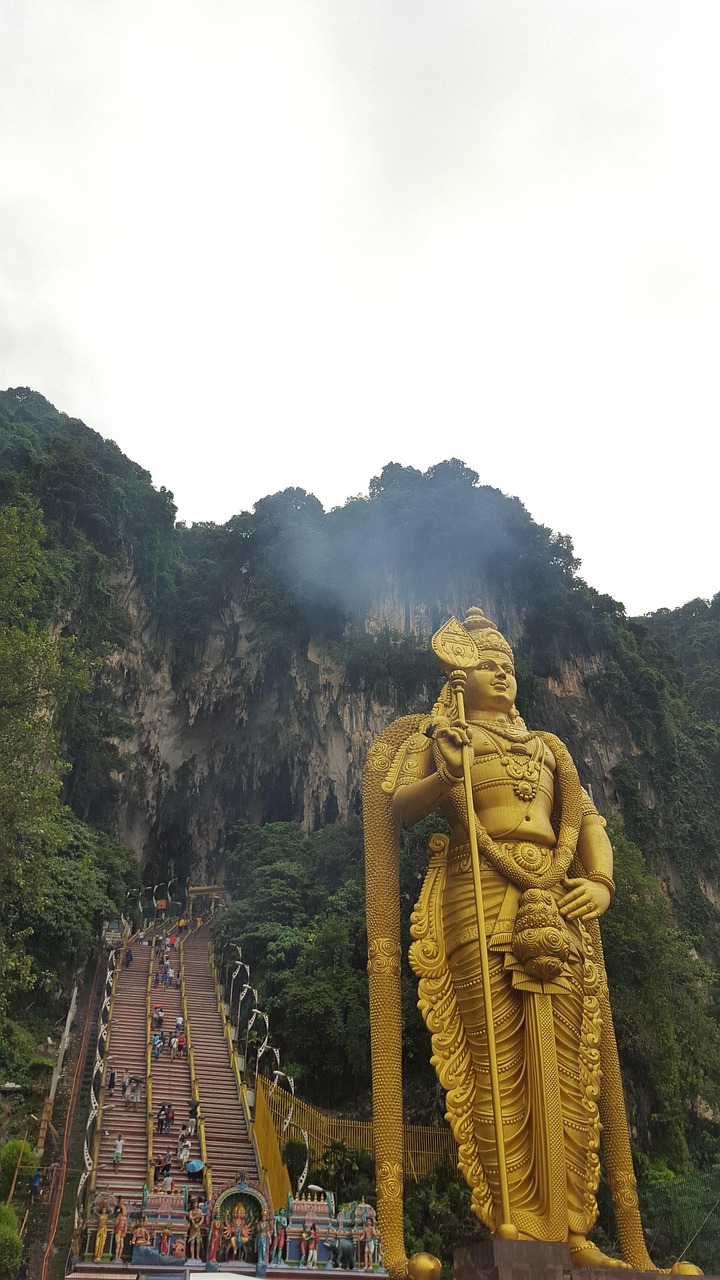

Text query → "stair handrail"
[208,942,265,1187]
[208,939,291,1207]
[146,935,155,1188]
[87,943,122,1202]
[180,923,213,1203]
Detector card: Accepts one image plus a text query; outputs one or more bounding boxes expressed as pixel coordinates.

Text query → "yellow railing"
[263,1083,458,1182]
[181,924,212,1201]
[88,944,124,1199]
[208,944,292,1209]
[254,1077,293,1207]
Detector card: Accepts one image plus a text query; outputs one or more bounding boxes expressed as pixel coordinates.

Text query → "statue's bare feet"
[568,1236,631,1269]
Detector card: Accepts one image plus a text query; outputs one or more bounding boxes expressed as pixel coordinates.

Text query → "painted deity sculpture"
[93,1209,108,1262]
[272,1210,287,1264]
[114,1206,128,1260]
[363,609,699,1278]
[256,1210,271,1264]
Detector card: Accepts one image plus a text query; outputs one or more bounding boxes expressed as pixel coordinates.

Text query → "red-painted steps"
[182,929,259,1192]
[148,942,199,1200]
[93,939,153,1213]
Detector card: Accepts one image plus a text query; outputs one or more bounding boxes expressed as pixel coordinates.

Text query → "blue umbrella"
[187,1159,204,1173]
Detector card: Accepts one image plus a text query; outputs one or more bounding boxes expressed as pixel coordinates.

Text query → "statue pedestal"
[455,1239,709,1280]
[455,1238,572,1280]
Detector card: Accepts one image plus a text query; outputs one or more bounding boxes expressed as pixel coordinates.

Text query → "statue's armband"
[381,725,435,795]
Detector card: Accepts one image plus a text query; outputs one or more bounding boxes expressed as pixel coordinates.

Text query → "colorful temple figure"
[187,1202,205,1260]
[364,608,697,1277]
[233,1198,247,1230]
[335,1234,356,1270]
[223,1213,238,1261]
[256,1210,271,1269]
[306,1222,319,1268]
[271,1210,287,1264]
[159,1229,171,1256]
[131,1217,152,1248]
[208,1216,222,1261]
[239,1217,252,1261]
[300,1226,309,1266]
[361,1221,377,1270]
[113,1205,128,1260]
[93,1209,108,1261]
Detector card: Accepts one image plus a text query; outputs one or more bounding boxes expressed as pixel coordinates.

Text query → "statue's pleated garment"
[413,847,602,1241]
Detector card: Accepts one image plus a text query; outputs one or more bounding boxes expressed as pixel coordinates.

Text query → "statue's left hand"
[558,877,611,920]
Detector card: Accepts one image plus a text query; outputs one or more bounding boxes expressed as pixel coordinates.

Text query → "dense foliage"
[0,1201,22,1280]
[645,596,720,724]
[0,479,140,1078]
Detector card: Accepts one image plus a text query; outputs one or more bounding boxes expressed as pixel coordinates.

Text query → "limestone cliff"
[104,565,649,883]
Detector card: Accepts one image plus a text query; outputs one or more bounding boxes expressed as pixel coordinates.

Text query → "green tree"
[0,504,80,1013]
[318,1139,360,1199]
[602,824,720,1168]
[0,1202,22,1280]
[0,1139,37,1200]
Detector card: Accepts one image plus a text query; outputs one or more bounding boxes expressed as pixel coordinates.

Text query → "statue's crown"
[462,606,513,659]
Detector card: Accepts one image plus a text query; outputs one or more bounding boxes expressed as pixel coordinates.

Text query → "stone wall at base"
[455,1240,710,1280]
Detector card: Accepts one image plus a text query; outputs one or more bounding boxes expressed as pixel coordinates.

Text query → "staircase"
[92,940,152,1211]
[182,929,259,1194]
[148,940,199,1199]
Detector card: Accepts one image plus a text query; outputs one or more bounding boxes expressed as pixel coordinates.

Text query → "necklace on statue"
[469,720,546,803]
[465,715,532,742]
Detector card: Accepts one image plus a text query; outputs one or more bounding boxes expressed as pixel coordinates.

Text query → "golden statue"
[363,608,698,1278]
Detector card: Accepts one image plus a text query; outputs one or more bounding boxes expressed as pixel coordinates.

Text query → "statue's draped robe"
[387,726,603,1239]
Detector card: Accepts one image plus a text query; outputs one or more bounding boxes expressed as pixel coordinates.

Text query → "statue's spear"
[431,617,517,1239]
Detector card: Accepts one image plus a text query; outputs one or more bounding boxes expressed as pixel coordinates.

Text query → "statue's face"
[465,649,517,714]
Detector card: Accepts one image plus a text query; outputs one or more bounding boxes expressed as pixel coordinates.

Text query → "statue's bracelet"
[433,754,464,788]
[586,871,616,900]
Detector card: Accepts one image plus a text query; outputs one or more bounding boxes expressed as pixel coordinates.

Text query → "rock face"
[105,567,644,880]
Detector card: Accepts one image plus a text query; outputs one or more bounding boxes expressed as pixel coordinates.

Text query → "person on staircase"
[187,1098,199,1135]
[176,1126,189,1159]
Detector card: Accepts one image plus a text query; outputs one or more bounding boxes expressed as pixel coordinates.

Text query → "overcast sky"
[2,2,718,616]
